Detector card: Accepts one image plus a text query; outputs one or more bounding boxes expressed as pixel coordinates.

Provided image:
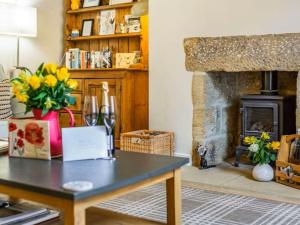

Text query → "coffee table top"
[0,151,188,200]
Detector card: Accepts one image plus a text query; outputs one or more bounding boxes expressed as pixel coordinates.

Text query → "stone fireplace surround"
[184,33,300,166]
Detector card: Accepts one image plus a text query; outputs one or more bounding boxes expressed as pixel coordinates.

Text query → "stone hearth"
[184,33,300,166]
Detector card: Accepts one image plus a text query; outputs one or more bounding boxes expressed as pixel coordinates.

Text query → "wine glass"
[103,96,117,159]
[83,96,99,126]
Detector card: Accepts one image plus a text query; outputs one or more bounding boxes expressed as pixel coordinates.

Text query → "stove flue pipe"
[261,71,278,95]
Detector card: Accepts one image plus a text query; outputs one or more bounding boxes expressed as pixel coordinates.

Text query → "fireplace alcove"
[184,33,300,167]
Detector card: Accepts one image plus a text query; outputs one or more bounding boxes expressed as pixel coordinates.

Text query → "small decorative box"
[8,119,51,160]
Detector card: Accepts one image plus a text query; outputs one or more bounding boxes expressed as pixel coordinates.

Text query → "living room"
[0,0,300,224]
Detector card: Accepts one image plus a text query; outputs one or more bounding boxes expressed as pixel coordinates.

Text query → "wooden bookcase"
[62,0,149,147]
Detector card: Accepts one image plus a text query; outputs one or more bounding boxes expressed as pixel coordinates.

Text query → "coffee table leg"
[166,169,182,225]
[64,203,86,225]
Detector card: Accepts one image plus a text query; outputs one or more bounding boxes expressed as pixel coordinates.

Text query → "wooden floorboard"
[46,207,164,225]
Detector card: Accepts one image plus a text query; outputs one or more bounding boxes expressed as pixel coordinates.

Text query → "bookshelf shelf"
[67,3,135,14]
[69,68,148,72]
[66,33,141,41]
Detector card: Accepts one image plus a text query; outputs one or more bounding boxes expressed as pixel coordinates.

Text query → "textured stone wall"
[184,33,300,72]
[192,71,297,166]
[297,72,300,129]
[192,72,239,165]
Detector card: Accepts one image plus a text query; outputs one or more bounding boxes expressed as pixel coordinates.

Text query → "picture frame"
[125,15,141,33]
[81,19,94,36]
[99,10,116,35]
[82,0,100,8]
[109,0,132,5]
[116,53,136,68]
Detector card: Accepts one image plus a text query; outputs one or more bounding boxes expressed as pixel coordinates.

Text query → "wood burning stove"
[234,71,296,167]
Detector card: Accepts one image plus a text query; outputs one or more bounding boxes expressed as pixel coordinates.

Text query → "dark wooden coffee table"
[0,151,188,225]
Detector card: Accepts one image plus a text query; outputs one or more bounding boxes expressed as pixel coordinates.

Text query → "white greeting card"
[8,119,51,160]
[62,126,108,161]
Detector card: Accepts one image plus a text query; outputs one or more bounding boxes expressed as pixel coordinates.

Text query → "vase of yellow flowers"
[244,132,280,182]
[11,63,78,156]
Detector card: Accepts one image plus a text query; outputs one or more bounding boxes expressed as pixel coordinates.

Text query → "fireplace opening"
[234,71,296,167]
[185,33,300,167]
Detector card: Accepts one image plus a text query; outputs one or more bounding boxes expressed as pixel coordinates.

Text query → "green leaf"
[17,66,33,75]
[36,63,45,76]
[11,77,23,84]
[33,92,47,100]
[66,95,76,105]
[53,105,60,110]
[270,154,276,161]
[260,148,265,159]
[65,88,73,93]
[25,105,32,114]
[42,108,49,116]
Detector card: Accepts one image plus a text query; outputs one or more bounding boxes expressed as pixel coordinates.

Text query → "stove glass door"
[243,102,278,139]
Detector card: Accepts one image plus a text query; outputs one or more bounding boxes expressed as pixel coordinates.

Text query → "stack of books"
[0,200,59,225]
[66,48,112,69]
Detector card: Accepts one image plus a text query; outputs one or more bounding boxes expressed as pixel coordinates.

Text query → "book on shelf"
[0,200,59,225]
[65,48,112,70]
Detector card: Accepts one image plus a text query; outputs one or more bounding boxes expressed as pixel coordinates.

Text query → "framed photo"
[125,15,141,33]
[116,53,136,68]
[83,0,100,8]
[99,10,116,35]
[81,19,94,36]
[109,0,132,5]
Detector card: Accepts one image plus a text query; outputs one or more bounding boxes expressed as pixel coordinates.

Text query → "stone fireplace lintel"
[184,33,300,72]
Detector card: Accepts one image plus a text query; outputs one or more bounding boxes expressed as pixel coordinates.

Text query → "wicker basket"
[275,134,300,190]
[120,130,175,156]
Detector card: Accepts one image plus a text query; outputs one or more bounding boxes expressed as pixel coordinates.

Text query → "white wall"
[1,0,300,156]
[0,0,63,75]
[149,0,300,157]
[0,0,63,115]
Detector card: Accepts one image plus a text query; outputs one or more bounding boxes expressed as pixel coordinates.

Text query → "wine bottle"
[98,82,115,156]
[98,82,109,125]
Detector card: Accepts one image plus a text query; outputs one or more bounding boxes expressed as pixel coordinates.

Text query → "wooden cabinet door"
[59,78,84,128]
[84,79,122,145]
[60,112,82,128]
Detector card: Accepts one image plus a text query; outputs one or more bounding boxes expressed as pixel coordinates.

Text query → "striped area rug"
[97,183,300,225]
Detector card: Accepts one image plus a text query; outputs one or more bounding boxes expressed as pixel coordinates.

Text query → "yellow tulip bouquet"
[244,132,280,165]
[11,63,78,116]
